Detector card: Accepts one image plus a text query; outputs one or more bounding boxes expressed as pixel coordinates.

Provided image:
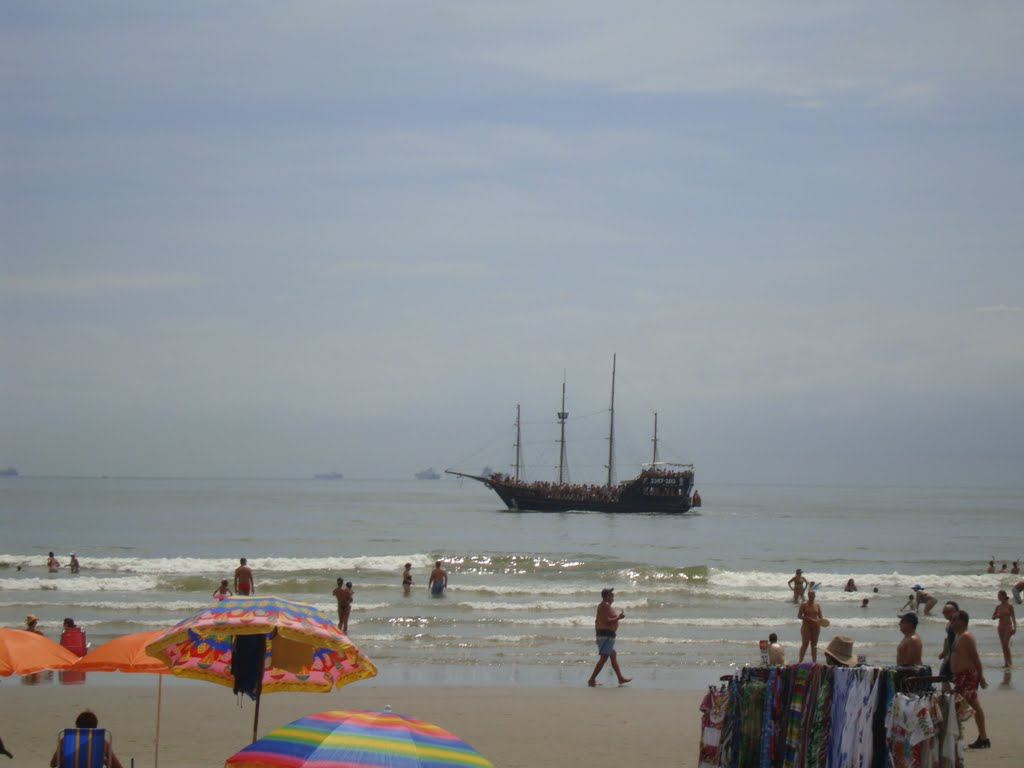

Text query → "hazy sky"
[3,2,1022,485]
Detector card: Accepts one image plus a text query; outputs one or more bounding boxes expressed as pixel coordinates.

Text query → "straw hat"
[25,614,39,626]
[823,635,857,666]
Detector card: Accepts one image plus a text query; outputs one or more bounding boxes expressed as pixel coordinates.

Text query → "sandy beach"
[2,678,1021,767]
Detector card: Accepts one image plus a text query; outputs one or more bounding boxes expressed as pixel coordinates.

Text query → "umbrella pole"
[155,675,162,768]
[252,677,263,743]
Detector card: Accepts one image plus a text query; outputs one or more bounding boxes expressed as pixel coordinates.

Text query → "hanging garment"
[231,633,267,700]
[848,669,880,768]
[738,680,767,768]
[938,694,963,768]
[806,666,833,768]
[781,663,813,768]
[699,687,729,768]
[885,692,938,768]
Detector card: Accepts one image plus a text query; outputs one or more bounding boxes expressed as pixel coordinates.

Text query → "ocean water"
[1,476,1022,689]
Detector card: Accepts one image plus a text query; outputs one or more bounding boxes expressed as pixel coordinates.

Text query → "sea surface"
[2,476,1022,689]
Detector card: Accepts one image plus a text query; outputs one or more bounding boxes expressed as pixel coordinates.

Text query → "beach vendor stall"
[697,661,964,768]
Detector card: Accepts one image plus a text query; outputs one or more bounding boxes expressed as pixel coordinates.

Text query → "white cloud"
[0,273,204,298]
[975,304,1024,313]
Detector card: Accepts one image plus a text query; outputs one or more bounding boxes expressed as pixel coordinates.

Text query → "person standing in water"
[797,590,824,662]
[402,563,413,595]
[788,569,808,604]
[428,561,447,597]
[212,579,232,600]
[337,577,354,630]
[234,557,255,596]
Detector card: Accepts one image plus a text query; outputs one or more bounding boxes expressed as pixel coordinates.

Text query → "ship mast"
[606,353,616,488]
[652,411,659,465]
[557,373,569,485]
[513,403,522,482]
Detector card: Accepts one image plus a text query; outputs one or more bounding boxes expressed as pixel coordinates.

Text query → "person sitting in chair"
[50,710,123,768]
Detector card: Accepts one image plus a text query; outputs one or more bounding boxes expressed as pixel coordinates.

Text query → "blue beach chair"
[56,728,109,768]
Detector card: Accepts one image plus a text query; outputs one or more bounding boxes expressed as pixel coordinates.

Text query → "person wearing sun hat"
[902,584,938,615]
[24,614,43,635]
[823,635,858,667]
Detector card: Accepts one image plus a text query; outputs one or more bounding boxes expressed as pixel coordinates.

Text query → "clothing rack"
[895,673,945,695]
[697,663,964,768]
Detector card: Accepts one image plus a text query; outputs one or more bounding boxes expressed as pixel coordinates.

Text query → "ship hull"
[449,470,694,514]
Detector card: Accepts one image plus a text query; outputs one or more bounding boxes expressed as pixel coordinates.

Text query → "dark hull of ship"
[449,472,694,514]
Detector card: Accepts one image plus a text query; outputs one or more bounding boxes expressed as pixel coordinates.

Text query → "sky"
[2,2,1023,486]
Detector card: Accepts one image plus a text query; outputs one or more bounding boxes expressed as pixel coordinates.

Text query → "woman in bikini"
[992,589,1017,668]
[797,590,824,663]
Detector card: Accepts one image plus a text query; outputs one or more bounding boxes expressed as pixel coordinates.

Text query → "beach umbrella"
[0,628,80,676]
[224,709,495,768]
[146,596,377,742]
[75,630,169,768]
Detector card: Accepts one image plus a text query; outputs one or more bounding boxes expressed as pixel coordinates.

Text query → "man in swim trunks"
[587,587,631,687]
[234,557,255,596]
[896,612,922,666]
[787,569,807,604]
[950,610,989,749]
[428,560,447,596]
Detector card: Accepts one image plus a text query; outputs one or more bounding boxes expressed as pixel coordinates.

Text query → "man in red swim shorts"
[234,557,255,596]
[950,610,989,749]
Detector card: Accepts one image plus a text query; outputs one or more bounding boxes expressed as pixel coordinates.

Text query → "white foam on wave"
[708,567,1012,594]
[456,597,646,612]
[0,553,437,575]
[0,575,159,592]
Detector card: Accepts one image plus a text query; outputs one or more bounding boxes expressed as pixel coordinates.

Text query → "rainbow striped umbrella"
[225,709,495,768]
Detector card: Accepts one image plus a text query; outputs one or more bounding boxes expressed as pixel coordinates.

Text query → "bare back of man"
[234,558,255,596]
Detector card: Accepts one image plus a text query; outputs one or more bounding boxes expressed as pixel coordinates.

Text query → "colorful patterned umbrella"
[0,628,80,676]
[145,596,377,694]
[225,710,495,768]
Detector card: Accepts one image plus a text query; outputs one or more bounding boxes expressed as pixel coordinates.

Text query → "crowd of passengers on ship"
[486,467,694,499]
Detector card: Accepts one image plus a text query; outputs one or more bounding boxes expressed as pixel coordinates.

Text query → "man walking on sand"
[587,587,632,687]
[950,610,990,749]
[234,557,255,596]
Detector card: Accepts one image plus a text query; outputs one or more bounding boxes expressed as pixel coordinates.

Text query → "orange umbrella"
[0,628,79,676]
[75,630,168,674]
[74,631,169,768]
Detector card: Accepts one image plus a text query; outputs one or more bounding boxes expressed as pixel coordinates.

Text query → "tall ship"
[447,356,698,513]
[415,467,441,480]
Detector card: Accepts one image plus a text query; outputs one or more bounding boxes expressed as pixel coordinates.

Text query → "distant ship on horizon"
[0,467,18,477]
[312,472,344,480]
[415,467,441,480]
